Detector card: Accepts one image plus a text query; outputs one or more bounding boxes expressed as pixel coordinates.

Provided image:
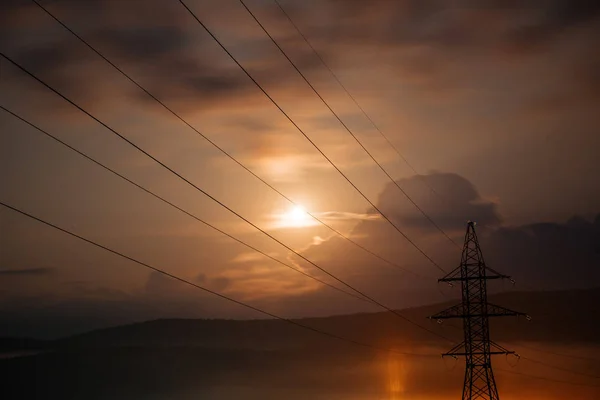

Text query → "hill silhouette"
[1,288,599,400]
[3,288,599,352]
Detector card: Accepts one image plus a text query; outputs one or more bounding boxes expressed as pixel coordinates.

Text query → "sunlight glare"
[278,205,315,228]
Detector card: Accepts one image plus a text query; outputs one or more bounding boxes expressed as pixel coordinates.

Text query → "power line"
[520,355,600,380]
[1,209,595,391]
[3,197,595,389]
[3,195,597,389]
[239,0,459,249]
[0,200,436,358]
[0,52,449,342]
[497,367,600,388]
[12,196,594,394]
[29,0,423,280]
[177,0,448,275]
[435,303,600,383]
[5,5,598,392]
[272,0,452,208]
[0,105,369,304]
[514,343,600,363]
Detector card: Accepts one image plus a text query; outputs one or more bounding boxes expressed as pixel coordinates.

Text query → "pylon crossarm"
[439,273,510,282]
[486,303,526,317]
[444,351,516,357]
[440,276,506,282]
[429,303,462,320]
[489,340,515,355]
[438,266,462,282]
[483,266,512,281]
[441,341,465,358]
[430,303,525,319]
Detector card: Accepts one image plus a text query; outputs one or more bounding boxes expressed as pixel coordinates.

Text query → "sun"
[278,205,314,228]
[289,205,308,223]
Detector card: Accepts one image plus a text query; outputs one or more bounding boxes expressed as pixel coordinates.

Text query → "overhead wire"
[0,201,600,387]
[0,52,452,343]
[434,299,600,383]
[1,118,594,388]
[0,105,369,304]
[1,202,596,389]
[29,0,424,279]
[238,0,459,249]
[4,2,598,390]
[177,0,448,275]
[2,200,595,388]
[497,367,600,388]
[11,202,595,395]
[513,343,600,363]
[519,355,600,380]
[272,0,454,209]
[26,1,599,389]
[4,195,597,392]
[0,201,438,358]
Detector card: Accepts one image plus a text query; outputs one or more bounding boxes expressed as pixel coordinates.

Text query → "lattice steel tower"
[430,221,526,400]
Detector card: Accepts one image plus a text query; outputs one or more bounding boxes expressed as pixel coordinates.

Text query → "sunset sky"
[1,0,599,337]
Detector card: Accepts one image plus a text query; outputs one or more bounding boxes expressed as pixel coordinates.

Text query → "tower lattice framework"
[430,221,526,400]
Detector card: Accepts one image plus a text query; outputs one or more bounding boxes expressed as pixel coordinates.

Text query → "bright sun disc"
[279,205,313,228]
[289,206,307,222]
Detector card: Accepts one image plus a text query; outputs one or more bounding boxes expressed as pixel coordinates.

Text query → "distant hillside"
[0,337,49,352]
[11,288,588,351]
[2,289,599,400]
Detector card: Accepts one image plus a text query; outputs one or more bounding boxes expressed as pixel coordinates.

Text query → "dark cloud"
[1,2,248,109]
[291,173,501,307]
[0,267,55,276]
[3,0,598,116]
[284,0,600,99]
[314,0,600,50]
[529,0,600,32]
[1,0,599,340]
[1,0,329,114]
[96,26,189,60]
[377,172,501,232]
[300,173,599,304]
[482,214,600,288]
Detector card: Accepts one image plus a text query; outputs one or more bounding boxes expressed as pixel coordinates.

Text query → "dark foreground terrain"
[2,289,600,399]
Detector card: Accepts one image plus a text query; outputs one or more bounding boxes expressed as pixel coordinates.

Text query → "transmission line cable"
[272,0,453,208]
[514,343,600,363]
[6,5,597,391]
[519,355,600,380]
[2,198,596,388]
[177,0,448,275]
[0,52,451,342]
[30,0,424,279]
[0,201,440,358]
[497,367,600,388]
[439,305,600,382]
[2,194,597,389]
[239,0,459,249]
[0,105,370,304]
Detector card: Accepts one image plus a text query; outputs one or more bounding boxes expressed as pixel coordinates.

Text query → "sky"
[1,0,599,337]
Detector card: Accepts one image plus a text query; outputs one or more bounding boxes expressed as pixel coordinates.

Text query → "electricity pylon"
[430,221,527,400]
